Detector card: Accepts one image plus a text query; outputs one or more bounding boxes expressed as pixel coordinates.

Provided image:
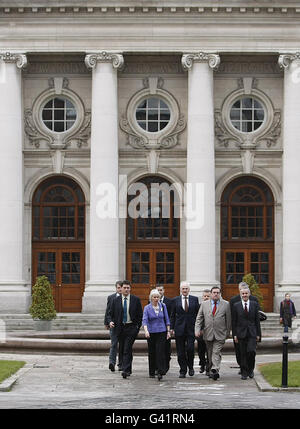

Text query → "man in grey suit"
[195,286,231,380]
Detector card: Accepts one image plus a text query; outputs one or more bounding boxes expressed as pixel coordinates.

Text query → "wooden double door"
[32,243,85,312]
[127,244,179,307]
[221,243,274,311]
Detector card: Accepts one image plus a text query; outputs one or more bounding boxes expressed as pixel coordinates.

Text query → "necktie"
[184,296,188,312]
[212,301,217,316]
[123,297,127,323]
[244,302,248,314]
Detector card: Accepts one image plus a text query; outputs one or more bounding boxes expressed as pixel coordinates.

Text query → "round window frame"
[32,87,85,139]
[41,96,78,134]
[135,96,172,135]
[222,89,273,139]
[127,88,179,141]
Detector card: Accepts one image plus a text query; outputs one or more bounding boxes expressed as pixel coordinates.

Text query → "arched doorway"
[221,176,274,311]
[126,176,180,306]
[32,176,85,312]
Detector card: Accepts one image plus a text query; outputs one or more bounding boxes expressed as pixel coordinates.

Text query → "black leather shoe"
[199,365,205,373]
[122,372,130,379]
[109,363,115,372]
[188,369,195,376]
[179,373,186,378]
[210,369,219,380]
[157,374,163,381]
[248,371,254,378]
[241,375,248,380]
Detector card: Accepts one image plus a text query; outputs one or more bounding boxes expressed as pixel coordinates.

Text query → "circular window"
[135,98,171,133]
[229,97,265,133]
[42,97,77,133]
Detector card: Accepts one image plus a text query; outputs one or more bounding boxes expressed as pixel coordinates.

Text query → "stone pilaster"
[181,52,220,295]
[82,52,123,312]
[277,52,300,309]
[0,52,29,312]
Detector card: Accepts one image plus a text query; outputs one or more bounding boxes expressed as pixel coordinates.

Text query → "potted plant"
[29,276,57,331]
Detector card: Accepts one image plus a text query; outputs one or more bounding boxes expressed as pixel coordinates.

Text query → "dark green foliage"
[29,276,57,320]
[243,273,264,310]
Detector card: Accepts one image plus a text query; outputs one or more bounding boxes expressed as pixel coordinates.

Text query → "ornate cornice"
[182,52,220,71]
[85,52,124,70]
[1,5,300,16]
[0,52,27,69]
[278,52,300,69]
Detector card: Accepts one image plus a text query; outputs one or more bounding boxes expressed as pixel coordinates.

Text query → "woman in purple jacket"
[143,289,171,380]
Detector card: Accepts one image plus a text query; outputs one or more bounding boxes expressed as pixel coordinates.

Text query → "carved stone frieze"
[24,62,89,75]
[217,61,282,75]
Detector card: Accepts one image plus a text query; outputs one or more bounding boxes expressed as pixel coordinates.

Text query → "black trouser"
[175,332,195,374]
[197,337,207,367]
[238,337,256,376]
[233,338,241,367]
[147,331,167,376]
[165,338,171,372]
[118,323,139,374]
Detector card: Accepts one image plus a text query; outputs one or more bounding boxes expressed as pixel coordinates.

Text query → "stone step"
[1,313,286,332]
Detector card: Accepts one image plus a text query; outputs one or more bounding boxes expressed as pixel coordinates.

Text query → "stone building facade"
[0,1,300,313]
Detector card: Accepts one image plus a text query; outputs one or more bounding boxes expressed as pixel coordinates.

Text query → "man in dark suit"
[108,280,143,379]
[104,280,123,372]
[197,289,211,374]
[230,282,260,371]
[232,288,261,380]
[170,281,200,378]
[156,284,174,373]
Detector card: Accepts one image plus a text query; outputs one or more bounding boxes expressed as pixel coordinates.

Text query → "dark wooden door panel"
[221,245,274,311]
[127,245,179,307]
[32,244,85,313]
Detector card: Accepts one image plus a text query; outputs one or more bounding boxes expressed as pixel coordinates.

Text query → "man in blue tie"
[108,280,143,379]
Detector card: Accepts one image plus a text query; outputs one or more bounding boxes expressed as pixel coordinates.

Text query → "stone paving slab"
[0,351,300,409]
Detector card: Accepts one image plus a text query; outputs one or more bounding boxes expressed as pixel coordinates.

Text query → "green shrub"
[243,273,264,310]
[29,276,57,320]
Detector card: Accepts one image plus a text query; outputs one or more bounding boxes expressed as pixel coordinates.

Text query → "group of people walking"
[105,279,267,382]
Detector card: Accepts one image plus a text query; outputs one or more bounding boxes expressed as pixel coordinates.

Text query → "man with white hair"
[230,282,260,371]
[170,281,199,378]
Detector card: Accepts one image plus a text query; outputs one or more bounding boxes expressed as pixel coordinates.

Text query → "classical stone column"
[0,52,28,312]
[278,53,300,309]
[82,52,124,312]
[182,52,220,295]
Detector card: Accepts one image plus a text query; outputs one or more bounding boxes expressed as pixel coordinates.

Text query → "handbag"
[258,310,267,321]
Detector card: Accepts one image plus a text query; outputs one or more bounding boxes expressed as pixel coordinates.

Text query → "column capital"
[85,51,124,70]
[278,52,300,69]
[0,52,27,69]
[182,52,220,71]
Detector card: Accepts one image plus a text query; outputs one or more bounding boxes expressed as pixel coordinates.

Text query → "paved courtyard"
[0,351,300,409]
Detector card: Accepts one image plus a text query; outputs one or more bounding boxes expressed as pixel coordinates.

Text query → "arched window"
[32,176,85,241]
[127,176,180,241]
[221,176,274,241]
